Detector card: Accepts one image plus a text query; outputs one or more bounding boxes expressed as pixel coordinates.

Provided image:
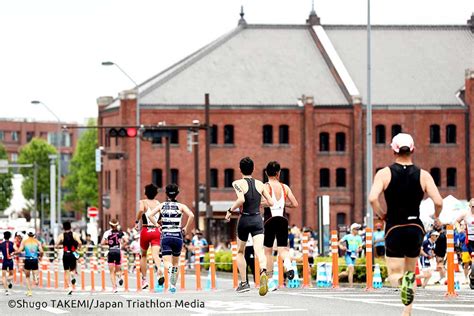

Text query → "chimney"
[119,90,137,100]
[238,6,247,27]
[306,1,321,26]
[468,13,474,33]
[96,96,114,108]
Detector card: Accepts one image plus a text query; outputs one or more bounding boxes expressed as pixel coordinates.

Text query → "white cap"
[391,133,415,153]
[26,228,35,236]
[350,223,361,231]
[430,231,440,236]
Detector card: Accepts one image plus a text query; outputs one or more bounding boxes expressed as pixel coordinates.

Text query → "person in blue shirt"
[338,223,363,287]
[373,222,386,258]
[418,231,438,288]
[0,231,17,296]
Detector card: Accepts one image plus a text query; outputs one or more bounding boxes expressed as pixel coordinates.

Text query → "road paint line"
[40,307,70,314]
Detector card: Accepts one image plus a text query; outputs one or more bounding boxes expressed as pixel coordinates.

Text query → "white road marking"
[40,307,70,314]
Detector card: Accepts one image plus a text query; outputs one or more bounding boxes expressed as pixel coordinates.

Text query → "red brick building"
[98,11,474,242]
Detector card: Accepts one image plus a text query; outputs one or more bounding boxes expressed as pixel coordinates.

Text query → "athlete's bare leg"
[151,245,163,277]
[236,238,247,282]
[277,246,292,271]
[386,257,405,287]
[140,249,148,277]
[24,270,31,292]
[252,234,267,272]
[2,270,7,290]
[109,264,116,288]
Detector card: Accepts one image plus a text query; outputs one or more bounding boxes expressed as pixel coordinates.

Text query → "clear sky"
[0,0,472,124]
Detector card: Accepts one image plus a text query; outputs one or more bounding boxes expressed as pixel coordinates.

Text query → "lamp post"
[102,61,141,212]
[365,0,374,230]
[32,100,62,230]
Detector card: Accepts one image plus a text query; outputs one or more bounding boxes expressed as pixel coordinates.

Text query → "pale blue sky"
[0,0,472,123]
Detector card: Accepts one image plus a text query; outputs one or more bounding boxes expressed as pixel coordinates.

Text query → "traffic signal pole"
[205,94,211,244]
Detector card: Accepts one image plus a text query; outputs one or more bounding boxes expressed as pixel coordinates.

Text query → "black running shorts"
[24,259,39,271]
[63,252,77,271]
[107,250,121,266]
[263,216,289,248]
[385,224,424,258]
[237,214,264,242]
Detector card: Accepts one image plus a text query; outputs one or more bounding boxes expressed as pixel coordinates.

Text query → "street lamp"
[102,61,141,212]
[32,100,63,231]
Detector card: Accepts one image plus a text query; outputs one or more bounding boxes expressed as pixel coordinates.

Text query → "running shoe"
[170,270,178,286]
[8,282,12,289]
[112,286,118,293]
[169,284,177,293]
[119,278,124,286]
[67,288,73,295]
[26,290,32,297]
[71,277,76,285]
[236,282,250,293]
[286,269,295,281]
[268,278,278,292]
[259,272,269,296]
[157,276,165,286]
[400,271,415,306]
[141,278,149,290]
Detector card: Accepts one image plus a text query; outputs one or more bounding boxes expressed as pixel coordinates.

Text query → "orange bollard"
[231,241,238,289]
[415,261,422,287]
[135,254,141,292]
[47,270,51,289]
[180,250,186,291]
[90,268,95,292]
[100,257,106,292]
[331,230,339,288]
[123,268,129,292]
[64,271,68,289]
[54,258,59,289]
[148,253,155,292]
[278,256,284,288]
[209,245,216,290]
[13,268,17,284]
[302,233,311,288]
[80,257,86,291]
[254,254,260,287]
[445,225,457,297]
[39,270,43,288]
[365,228,374,291]
[195,247,202,291]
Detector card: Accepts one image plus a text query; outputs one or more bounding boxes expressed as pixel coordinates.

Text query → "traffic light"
[108,127,138,138]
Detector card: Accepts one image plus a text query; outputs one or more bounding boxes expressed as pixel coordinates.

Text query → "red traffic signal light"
[108,127,138,138]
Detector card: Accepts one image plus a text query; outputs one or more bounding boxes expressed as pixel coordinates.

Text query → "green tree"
[0,143,13,211]
[64,119,98,213]
[17,138,57,207]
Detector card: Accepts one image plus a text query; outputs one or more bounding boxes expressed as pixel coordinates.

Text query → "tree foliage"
[0,143,13,211]
[64,119,98,212]
[17,138,57,206]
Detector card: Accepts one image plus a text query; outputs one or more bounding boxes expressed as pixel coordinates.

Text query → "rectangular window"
[319,132,329,151]
[336,132,345,152]
[430,125,440,144]
[210,125,218,144]
[280,168,290,185]
[171,169,179,185]
[152,169,163,188]
[47,132,59,146]
[446,124,456,144]
[62,133,71,147]
[430,168,441,186]
[0,131,4,141]
[170,130,179,144]
[391,124,402,139]
[224,125,234,144]
[263,125,273,144]
[336,168,346,187]
[375,125,386,144]
[320,168,330,187]
[210,169,218,188]
[224,169,234,187]
[11,131,19,142]
[279,125,289,144]
[26,131,35,143]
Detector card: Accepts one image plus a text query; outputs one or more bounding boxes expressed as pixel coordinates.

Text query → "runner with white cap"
[338,223,363,287]
[102,219,125,293]
[369,133,443,316]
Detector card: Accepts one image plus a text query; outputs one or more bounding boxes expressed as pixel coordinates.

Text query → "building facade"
[98,11,474,242]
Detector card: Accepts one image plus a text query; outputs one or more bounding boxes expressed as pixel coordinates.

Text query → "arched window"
[320,168,330,187]
[430,125,440,144]
[280,168,290,185]
[224,169,234,187]
[319,132,329,152]
[279,125,289,144]
[152,169,163,188]
[337,212,347,226]
[391,124,402,139]
[336,168,346,187]
[447,168,456,187]
[171,169,179,185]
[224,125,234,144]
[446,124,456,144]
[336,132,345,152]
[210,169,218,188]
[375,125,386,144]
[430,168,441,187]
[210,125,218,144]
[263,125,273,144]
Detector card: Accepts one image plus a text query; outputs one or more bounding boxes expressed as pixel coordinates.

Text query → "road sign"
[87,206,99,218]
[0,159,8,174]
[95,148,102,172]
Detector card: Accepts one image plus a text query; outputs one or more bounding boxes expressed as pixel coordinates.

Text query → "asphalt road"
[1,271,473,316]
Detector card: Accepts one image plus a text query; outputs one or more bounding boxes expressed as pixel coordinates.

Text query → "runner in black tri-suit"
[369,133,443,316]
[56,221,82,295]
[101,219,125,293]
[225,157,274,296]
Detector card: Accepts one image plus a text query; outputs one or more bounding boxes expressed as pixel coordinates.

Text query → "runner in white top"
[261,161,299,291]
[455,198,474,288]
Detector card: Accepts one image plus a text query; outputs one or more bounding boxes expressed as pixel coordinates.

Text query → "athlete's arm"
[230,180,245,211]
[368,167,389,220]
[74,233,83,248]
[16,240,25,254]
[455,210,468,224]
[149,204,162,227]
[421,170,443,218]
[38,240,44,257]
[55,233,63,248]
[135,200,145,229]
[284,185,299,208]
[180,204,195,235]
[260,183,271,208]
[338,236,347,251]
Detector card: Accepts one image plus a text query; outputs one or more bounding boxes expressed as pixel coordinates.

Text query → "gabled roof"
[324,25,474,107]
[137,24,349,107]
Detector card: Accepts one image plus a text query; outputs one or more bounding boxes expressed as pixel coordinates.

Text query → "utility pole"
[204,94,212,244]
